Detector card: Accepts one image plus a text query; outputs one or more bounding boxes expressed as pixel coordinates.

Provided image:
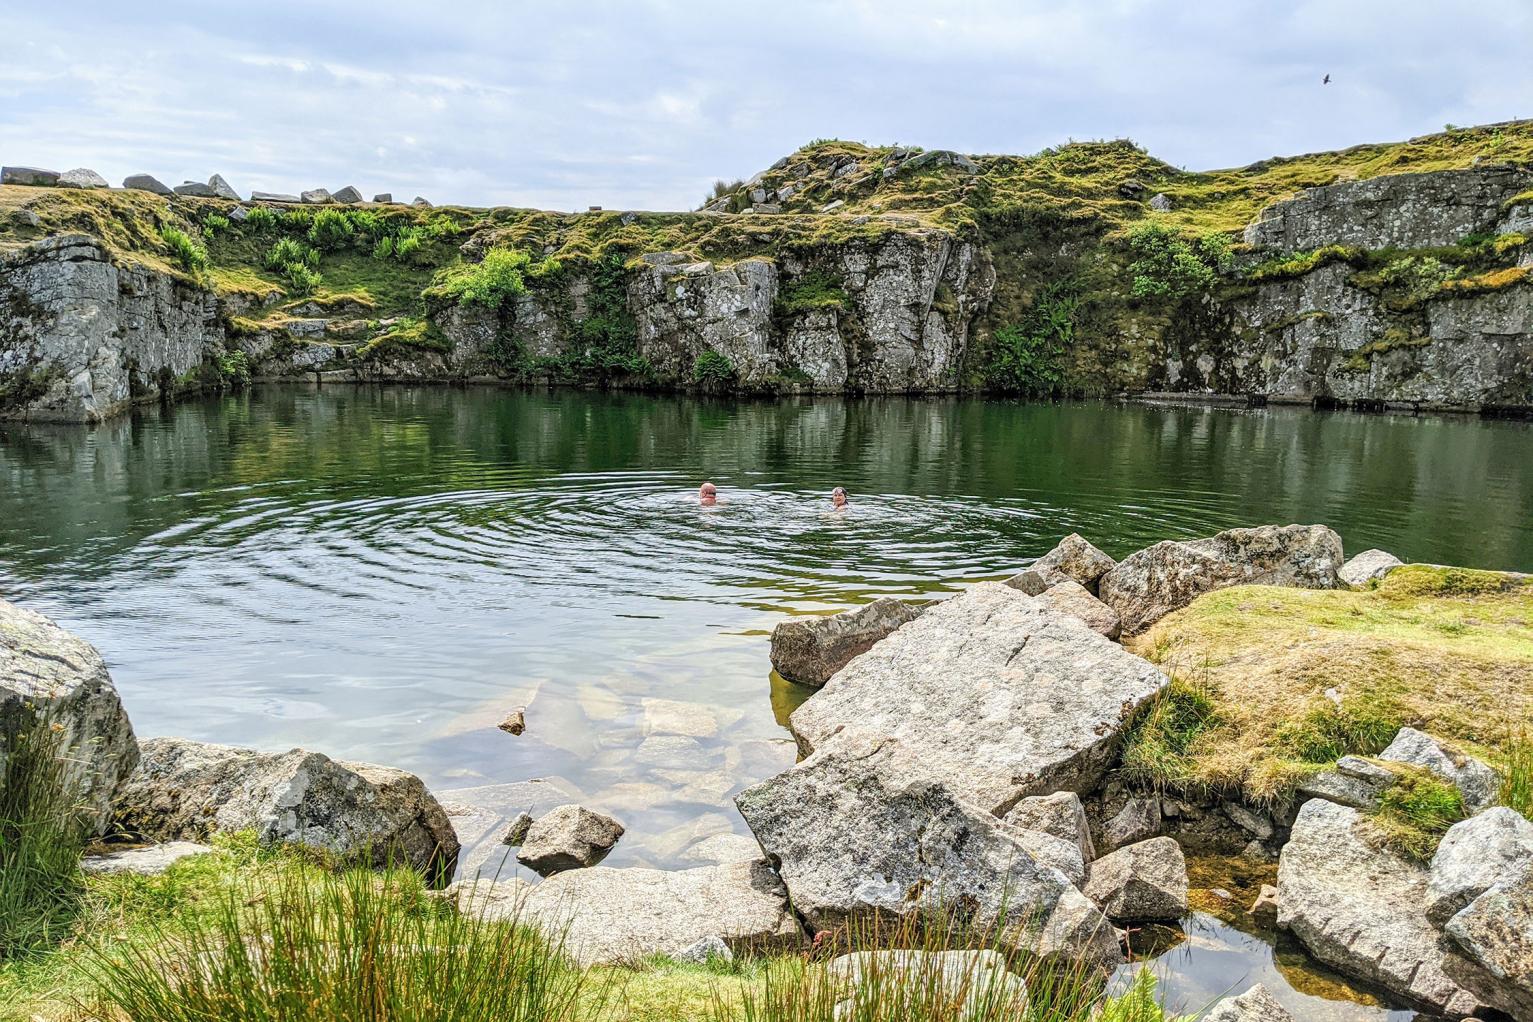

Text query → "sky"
[2,1,1530,212]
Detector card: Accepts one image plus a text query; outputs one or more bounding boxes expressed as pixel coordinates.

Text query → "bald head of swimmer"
[699,482,718,506]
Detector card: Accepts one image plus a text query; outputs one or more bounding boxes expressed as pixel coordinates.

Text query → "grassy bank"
[1122,564,1533,812]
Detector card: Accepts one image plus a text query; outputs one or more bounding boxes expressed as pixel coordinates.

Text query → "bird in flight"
[1323,74,1331,84]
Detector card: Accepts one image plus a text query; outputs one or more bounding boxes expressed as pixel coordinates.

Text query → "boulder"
[787,583,1168,814]
[1277,798,1497,1017]
[1379,727,1500,812]
[332,185,364,204]
[1002,569,1050,595]
[207,174,240,201]
[1428,808,1533,924]
[1097,524,1344,634]
[1295,755,1396,809]
[412,196,432,207]
[123,173,173,195]
[1339,548,1404,587]
[1202,984,1295,1022]
[173,181,216,197]
[1149,193,1173,212]
[1248,883,1280,922]
[59,168,109,189]
[1035,580,1122,640]
[501,810,534,846]
[735,733,1123,969]
[1007,827,1087,887]
[2,166,60,186]
[251,191,301,202]
[372,193,393,203]
[1,597,139,834]
[451,859,803,966]
[515,803,623,875]
[826,950,1027,1015]
[301,188,335,204]
[768,598,921,686]
[1101,797,1161,851]
[112,737,459,883]
[228,206,250,222]
[1026,533,1117,592]
[1082,837,1188,923]
[673,935,732,964]
[1002,791,1095,862]
[1444,866,1533,1019]
[81,841,212,876]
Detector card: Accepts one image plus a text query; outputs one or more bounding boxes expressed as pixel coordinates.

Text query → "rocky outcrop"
[1098,524,1343,634]
[1339,548,1404,586]
[1023,533,1117,592]
[1378,727,1501,812]
[768,598,921,686]
[735,732,1124,969]
[786,582,1168,814]
[1,235,222,421]
[1427,808,1533,924]
[1002,791,1096,863]
[449,858,803,965]
[0,597,138,834]
[113,737,459,883]
[515,803,624,875]
[1443,864,1533,1019]
[1034,580,1122,640]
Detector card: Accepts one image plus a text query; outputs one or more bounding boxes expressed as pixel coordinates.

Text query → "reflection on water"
[0,384,1527,1011]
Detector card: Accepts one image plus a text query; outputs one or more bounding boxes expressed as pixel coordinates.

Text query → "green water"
[2,383,1525,1020]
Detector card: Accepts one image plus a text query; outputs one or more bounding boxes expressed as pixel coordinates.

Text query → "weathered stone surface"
[827,950,1027,1015]
[673,935,732,964]
[1428,808,1533,924]
[81,841,212,875]
[301,188,334,204]
[207,174,240,200]
[1339,548,1404,587]
[1002,791,1095,862]
[501,810,534,846]
[515,803,623,875]
[1082,837,1188,923]
[250,191,300,202]
[173,181,216,197]
[0,597,139,834]
[58,168,108,189]
[332,185,364,203]
[411,196,432,207]
[1277,799,1496,1016]
[1028,533,1117,592]
[123,173,172,195]
[1007,827,1087,888]
[1149,193,1172,212]
[1003,569,1050,596]
[1444,865,1533,1019]
[735,733,1123,969]
[1101,797,1160,851]
[1379,727,1500,812]
[453,859,803,965]
[1244,165,1533,253]
[768,598,921,686]
[2,166,59,186]
[1097,524,1344,634]
[1036,580,1122,640]
[1296,757,1394,810]
[113,737,459,882]
[372,192,393,203]
[1248,883,1280,922]
[788,583,1167,814]
[228,206,250,222]
[1202,984,1295,1022]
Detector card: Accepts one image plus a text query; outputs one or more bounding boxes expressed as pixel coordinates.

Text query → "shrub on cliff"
[158,225,208,275]
[1126,223,1230,300]
[692,349,737,386]
[984,279,1077,396]
[427,248,557,310]
[307,208,355,251]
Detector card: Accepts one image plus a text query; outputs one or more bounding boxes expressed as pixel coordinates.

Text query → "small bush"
[242,206,279,231]
[429,248,548,310]
[159,225,208,274]
[264,237,311,272]
[307,208,354,251]
[984,279,1078,396]
[281,208,312,232]
[776,271,851,316]
[281,262,323,298]
[393,228,424,263]
[217,350,251,389]
[1126,223,1230,300]
[692,349,737,385]
[200,214,232,239]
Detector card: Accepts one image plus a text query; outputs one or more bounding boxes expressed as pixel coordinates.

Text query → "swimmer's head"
[831,486,848,508]
[699,482,718,505]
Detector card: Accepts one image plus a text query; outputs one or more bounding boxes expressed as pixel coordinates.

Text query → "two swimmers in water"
[697,482,847,508]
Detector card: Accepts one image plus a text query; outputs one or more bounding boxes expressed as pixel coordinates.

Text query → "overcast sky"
[2,1,1529,211]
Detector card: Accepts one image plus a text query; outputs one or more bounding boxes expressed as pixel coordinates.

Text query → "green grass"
[774,272,850,316]
[0,716,90,960]
[158,225,208,275]
[1502,731,1533,818]
[1364,764,1467,863]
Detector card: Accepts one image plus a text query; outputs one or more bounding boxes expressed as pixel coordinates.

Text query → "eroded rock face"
[1444,865,1533,1019]
[1098,525,1343,634]
[1002,791,1095,863]
[0,597,138,835]
[1035,580,1122,640]
[1202,984,1295,1022]
[1276,799,1496,1017]
[1379,727,1500,812]
[1082,837,1188,923]
[1428,808,1533,925]
[515,804,624,876]
[450,859,803,966]
[787,583,1167,814]
[768,598,921,686]
[113,737,459,883]
[1,236,221,422]
[1339,548,1404,587]
[735,733,1123,969]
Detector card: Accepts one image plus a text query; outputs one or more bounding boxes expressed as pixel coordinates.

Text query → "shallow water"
[3,384,1528,1015]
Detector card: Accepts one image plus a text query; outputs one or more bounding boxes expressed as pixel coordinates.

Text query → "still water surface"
[3,385,1529,1019]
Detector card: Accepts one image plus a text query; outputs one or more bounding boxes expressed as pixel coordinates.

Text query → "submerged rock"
[113,737,459,882]
[1,597,139,835]
[515,803,624,875]
[1002,791,1096,863]
[787,582,1168,813]
[1277,798,1497,1016]
[452,859,802,965]
[1098,524,1344,634]
[81,841,212,876]
[1202,984,1295,1021]
[1082,837,1188,923]
[1379,727,1500,812]
[1428,808,1533,924]
[1339,548,1404,587]
[768,597,921,686]
[735,733,1123,969]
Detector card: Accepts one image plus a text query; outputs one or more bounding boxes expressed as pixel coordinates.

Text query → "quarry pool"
[2,384,1528,1018]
